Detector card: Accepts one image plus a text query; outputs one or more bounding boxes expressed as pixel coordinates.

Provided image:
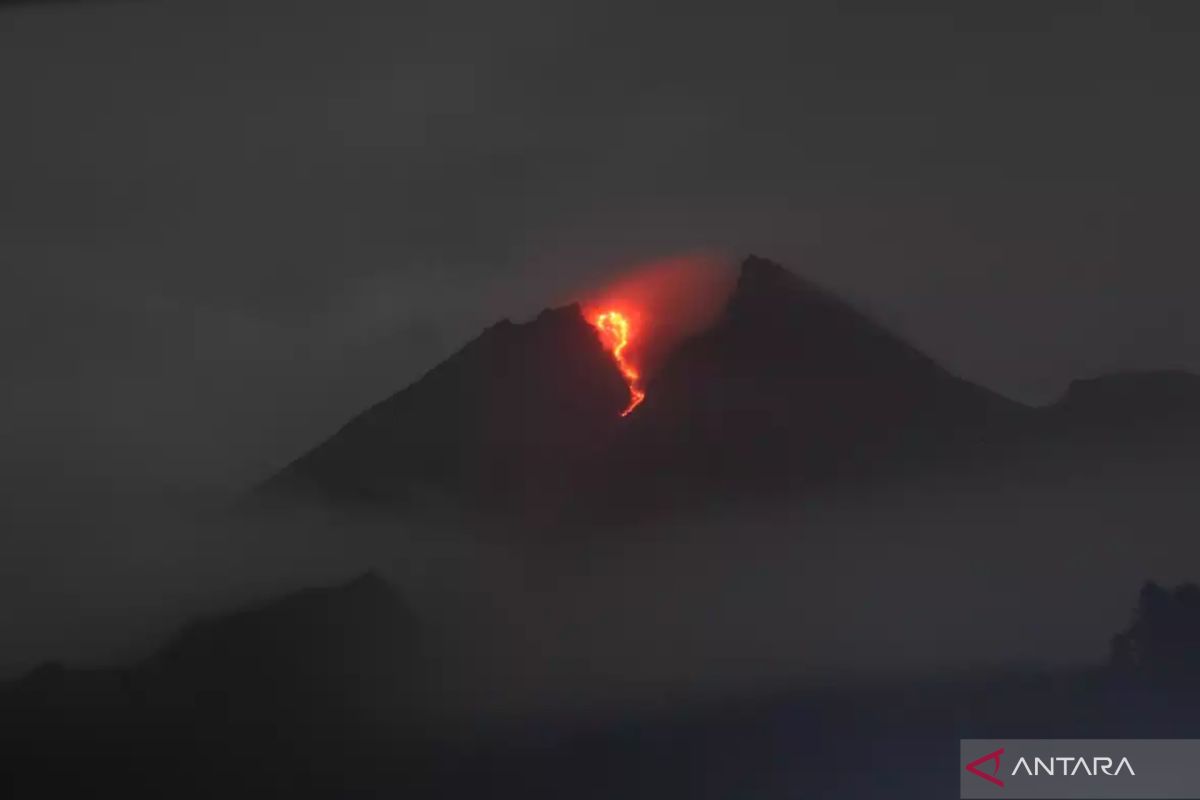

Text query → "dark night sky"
[4,0,1200,493]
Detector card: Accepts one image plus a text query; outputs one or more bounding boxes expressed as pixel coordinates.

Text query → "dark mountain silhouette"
[0,572,424,798]
[252,252,1200,525]
[3,573,1197,799]
[260,256,1052,518]
[141,570,420,720]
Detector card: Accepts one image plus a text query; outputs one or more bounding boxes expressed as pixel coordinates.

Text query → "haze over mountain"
[7,256,1200,799]
[9,255,1192,694]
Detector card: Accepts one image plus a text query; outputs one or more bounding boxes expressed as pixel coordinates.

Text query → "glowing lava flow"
[592,310,646,416]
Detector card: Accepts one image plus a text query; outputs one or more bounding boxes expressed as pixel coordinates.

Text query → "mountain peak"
[733,254,800,304]
[739,253,790,282]
[727,254,859,325]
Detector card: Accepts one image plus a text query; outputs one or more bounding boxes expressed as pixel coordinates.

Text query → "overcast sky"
[5,0,1200,492]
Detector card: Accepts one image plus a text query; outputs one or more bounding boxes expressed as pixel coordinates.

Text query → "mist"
[4,434,1195,724]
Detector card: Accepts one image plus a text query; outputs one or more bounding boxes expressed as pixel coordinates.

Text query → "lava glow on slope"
[592,309,646,416]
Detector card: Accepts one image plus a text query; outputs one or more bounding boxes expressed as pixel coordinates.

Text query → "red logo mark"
[966,748,1005,788]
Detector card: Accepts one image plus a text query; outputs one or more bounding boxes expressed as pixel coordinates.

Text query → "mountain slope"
[261,304,630,512]
[591,256,1027,511]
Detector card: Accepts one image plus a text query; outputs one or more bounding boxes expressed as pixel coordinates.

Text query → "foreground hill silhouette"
[4,574,1199,799]
[259,255,1200,519]
[0,573,425,798]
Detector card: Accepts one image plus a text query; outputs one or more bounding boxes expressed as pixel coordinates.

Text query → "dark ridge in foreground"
[0,572,425,798]
[3,574,1198,799]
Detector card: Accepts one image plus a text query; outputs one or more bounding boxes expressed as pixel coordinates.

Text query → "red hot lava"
[592,309,645,416]
[582,252,734,417]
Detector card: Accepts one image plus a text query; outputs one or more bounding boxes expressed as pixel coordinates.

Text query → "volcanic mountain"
[259,256,1033,517]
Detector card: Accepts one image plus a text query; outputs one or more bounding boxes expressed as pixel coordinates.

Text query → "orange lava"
[592,310,646,416]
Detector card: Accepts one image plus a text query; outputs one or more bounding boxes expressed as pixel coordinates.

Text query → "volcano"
[257,255,1195,519]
